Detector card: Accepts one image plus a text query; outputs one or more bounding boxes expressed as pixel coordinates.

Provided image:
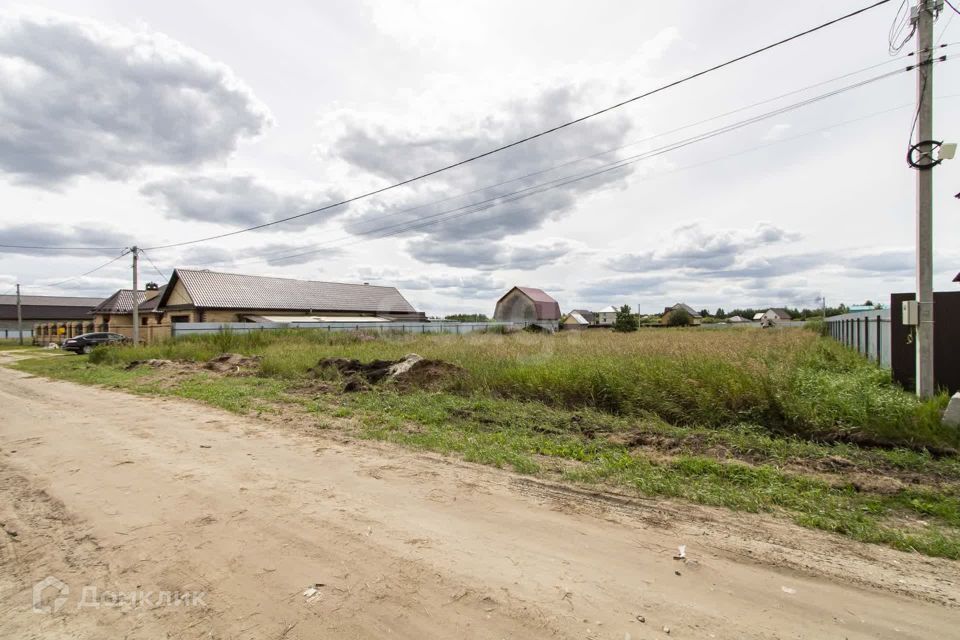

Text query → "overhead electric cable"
[220,66,939,268]
[141,0,892,251]
[44,250,131,290]
[139,249,168,282]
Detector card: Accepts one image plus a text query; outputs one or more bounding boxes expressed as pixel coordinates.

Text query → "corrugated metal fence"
[825,310,891,368]
[170,320,555,337]
[0,329,32,340]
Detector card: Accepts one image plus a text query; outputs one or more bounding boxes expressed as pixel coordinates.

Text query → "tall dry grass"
[90,328,954,449]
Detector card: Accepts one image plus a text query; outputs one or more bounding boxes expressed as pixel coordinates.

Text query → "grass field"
[12,327,960,558]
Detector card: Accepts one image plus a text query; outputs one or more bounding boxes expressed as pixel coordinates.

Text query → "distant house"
[561,312,590,330]
[569,309,597,325]
[0,293,103,331]
[596,306,618,326]
[761,308,792,324]
[726,315,749,323]
[493,286,561,329]
[752,312,765,321]
[91,288,155,337]
[155,269,424,331]
[661,303,702,326]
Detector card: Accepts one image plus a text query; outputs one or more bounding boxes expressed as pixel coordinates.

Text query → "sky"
[1,0,958,316]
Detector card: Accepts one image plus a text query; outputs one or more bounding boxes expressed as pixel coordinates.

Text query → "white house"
[597,306,618,326]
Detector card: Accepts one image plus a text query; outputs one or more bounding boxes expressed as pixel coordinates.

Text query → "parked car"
[62,332,128,354]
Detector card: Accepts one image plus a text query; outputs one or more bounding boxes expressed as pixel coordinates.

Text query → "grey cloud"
[702,252,829,278]
[328,85,634,259]
[175,241,343,269]
[0,223,132,256]
[577,274,670,300]
[351,267,505,299]
[141,174,345,229]
[0,12,271,186]
[845,249,913,275]
[407,238,577,271]
[610,222,800,273]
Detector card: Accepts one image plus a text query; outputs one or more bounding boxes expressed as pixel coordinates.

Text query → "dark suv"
[62,332,128,354]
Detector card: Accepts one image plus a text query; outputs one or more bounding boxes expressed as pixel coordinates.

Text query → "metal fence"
[0,328,32,340]
[170,320,554,338]
[825,310,891,368]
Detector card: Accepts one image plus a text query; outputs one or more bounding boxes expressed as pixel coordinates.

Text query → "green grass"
[85,328,956,451]
[11,329,960,559]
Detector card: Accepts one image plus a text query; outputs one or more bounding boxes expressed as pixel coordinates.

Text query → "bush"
[666,308,693,327]
[612,305,639,332]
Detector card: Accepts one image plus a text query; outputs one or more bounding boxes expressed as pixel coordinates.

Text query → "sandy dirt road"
[0,358,957,639]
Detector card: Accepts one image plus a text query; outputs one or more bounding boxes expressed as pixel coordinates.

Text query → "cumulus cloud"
[352,266,505,299]
[0,11,271,185]
[407,237,579,271]
[175,240,343,269]
[141,174,345,229]
[0,223,132,256]
[321,84,637,264]
[610,221,800,272]
[577,273,671,300]
[845,248,913,275]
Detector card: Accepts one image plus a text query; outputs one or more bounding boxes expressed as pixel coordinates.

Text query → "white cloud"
[141,173,343,229]
[0,10,271,186]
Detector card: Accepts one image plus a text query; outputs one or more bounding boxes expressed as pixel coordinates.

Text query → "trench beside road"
[0,359,957,639]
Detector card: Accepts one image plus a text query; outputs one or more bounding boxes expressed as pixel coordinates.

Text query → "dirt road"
[0,359,957,639]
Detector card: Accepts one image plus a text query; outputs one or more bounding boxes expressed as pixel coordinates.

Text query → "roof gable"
[92,289,148,314]
[495,286,561,321]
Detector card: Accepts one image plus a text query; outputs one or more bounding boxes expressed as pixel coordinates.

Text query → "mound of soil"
[204,353,262,374]
[124,359,176,370]
[311,353,463,391]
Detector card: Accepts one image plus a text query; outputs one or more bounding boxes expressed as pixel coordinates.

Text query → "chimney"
[143,281,161,301]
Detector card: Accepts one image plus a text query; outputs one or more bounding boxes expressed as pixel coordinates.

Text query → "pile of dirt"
[204,353,262,374]
[310,353,463,392]
[124,359,176,370]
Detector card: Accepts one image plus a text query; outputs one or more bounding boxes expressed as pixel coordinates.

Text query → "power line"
[0,243,127,252]
[44,250,131,289]
[222,66,926,268]
[155,52,932,268]
[150,52,927,265]
[142,0,892,251]
[946,0,960,15]
[139,249,168,282]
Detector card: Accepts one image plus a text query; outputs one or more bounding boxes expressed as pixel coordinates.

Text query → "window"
[141,317,149,326]
[171,315,190,323]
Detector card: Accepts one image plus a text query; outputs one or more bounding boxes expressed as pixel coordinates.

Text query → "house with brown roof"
[661,303,703,325]
[0,293,105,330]
[91,283,165,340]
[493,286,561,330]
[153,269,424,330]
[1,293,105,342]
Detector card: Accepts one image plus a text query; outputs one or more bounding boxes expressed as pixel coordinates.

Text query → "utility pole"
[913,0,939,397]
[131,247,140,346]
[15,283,23,346]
